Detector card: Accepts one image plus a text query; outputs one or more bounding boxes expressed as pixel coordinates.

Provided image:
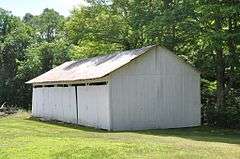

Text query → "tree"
[0,8,33,107]
[191,1,240,127]
[22,39,70,74]
[30,8,65,42]
[65,4,126,56]
[22,9,68,73]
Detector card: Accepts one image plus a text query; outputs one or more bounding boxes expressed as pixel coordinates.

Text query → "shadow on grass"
[26,116,104,133]
[137,127,240,145]
[26,116,240,145]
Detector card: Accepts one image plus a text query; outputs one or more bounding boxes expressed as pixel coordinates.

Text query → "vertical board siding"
[32,86,77,124]
[110,46,201,130]
[77,85,110,130]
[32,83,110,130]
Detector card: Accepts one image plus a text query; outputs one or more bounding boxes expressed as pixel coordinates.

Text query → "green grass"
[0,112,240,159]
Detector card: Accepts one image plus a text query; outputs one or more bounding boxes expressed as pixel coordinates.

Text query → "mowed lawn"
[0,113,240,159]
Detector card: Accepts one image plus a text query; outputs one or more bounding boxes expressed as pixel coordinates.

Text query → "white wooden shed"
[27,45,201,131]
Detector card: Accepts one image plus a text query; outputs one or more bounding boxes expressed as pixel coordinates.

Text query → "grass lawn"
[0,113,240,159]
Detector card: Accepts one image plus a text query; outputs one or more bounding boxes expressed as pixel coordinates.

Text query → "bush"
[202,89,240,129]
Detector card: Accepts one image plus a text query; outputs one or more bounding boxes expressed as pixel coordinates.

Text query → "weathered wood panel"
[32,87,77,123]
[77,85,110,130]
[110,46,201,130]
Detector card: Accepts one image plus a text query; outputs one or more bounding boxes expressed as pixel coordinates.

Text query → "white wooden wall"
[77,85,110,130]
[32,87,77,123]
[32,84,110,130]
[109,46,201,130]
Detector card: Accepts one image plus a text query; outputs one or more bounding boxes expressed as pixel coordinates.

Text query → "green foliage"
[0,9,33,107]
[66,5,128,50]
[202,88,240,129]
[25,41,70,73]
[69,40,121,59]
[29,8,65,42]
[0,8,69,109]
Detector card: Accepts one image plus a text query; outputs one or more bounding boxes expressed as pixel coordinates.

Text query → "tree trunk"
[216,46,225,109]
[225,14,238,94]
[215,15,225,109]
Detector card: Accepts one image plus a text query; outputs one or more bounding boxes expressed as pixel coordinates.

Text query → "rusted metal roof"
[26,45,155,84]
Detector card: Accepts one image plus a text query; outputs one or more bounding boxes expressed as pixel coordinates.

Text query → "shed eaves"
[26,45,155,84]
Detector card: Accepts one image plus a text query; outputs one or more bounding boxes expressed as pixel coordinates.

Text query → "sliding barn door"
[77,85,110,130]
[32,87,77,124]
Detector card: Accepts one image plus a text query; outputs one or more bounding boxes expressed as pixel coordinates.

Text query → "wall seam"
[108,77,113,131]
[75,86,79,124]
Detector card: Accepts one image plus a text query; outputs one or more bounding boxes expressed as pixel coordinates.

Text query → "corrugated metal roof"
[26,45,155,84]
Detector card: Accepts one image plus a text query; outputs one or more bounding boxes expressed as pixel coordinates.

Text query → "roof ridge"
[70,45,156,63]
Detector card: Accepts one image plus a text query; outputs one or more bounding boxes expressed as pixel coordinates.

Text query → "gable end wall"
[109,46,201,130]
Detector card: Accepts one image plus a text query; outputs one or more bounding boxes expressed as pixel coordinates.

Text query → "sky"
[0,0,88,17]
